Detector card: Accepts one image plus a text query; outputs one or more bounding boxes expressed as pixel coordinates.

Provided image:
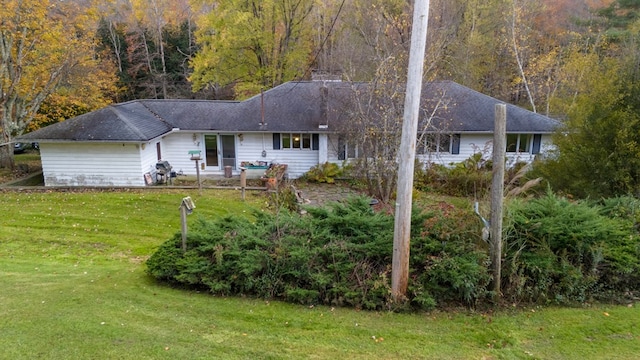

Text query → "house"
[18,80,559,187]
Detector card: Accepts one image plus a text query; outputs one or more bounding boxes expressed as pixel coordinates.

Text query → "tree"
[29,58,119,132]
[190,0,316,97]
[0,0,102,169]
[532,1,640,198]
[534,41,640,197]
[319,0,412,81]
[340,58,407,203]
[96,0,206,101]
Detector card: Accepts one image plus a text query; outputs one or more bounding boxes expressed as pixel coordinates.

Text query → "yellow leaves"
[190,0,315,93]
[1,0,117,135]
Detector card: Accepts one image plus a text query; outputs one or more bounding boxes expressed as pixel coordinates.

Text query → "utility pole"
[490,104,506,296]
[392,0,430,302]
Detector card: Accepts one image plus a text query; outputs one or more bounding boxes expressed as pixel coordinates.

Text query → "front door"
[204,135,219,167]
[204,134,236,170]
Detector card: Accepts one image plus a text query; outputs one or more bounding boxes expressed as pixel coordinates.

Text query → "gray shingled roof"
[421,81,559,133]
[19,80,559,142]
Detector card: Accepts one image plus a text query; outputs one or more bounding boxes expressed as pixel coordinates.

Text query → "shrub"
[411,202,491,307]
[302,162,343,183]
[147,197,490,310]
[414,154,492,197]
[503,191,640,303]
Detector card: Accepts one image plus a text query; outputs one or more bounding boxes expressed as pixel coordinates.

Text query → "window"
[506,134,532,153]
[338,136,359,160]
[417,134,459,154]
[302,134,311,149]
[272,133,319,150]
[282,133,291,148]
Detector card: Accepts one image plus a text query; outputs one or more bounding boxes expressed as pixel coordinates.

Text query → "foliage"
[0,0,112,168]
[534,88,640,197]
[95,0,216,102]
[503,191,640,304]
[266,183,300,213]
[29,71,118,132]
[147,196,492,310]
[190,0,316,97]
[414,153,493,198]
[301,162,343,183]
[410,201,491,307]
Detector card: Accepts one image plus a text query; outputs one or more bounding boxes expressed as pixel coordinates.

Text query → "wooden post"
[180,204,188,252]
[490,104,506,296]
[240,167,247,200]
[179,197,195,253]
[392,0,430,302]
[189,151,203,195]
[195,159,201,195]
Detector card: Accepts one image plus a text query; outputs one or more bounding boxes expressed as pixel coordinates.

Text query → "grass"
[1,189,639,359]
[0,151,42,185]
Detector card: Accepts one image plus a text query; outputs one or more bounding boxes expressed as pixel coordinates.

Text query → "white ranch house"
[19,80,559,187]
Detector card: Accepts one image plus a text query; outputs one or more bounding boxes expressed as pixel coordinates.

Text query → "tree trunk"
[0,107,15,169]
[0,142,15,169]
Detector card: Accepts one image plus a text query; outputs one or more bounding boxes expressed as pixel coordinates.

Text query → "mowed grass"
[1,189,639,359]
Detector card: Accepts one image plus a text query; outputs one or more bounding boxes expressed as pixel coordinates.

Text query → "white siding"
[162,132,321,179]
[40,143,145,186]
[327,133,553,168]
[245,133,319,178]
[417,134,554,167]
[318,134,328,164]
[161,132,270,177]
[38,132,553,187]
[160,133,201,176]
[140,140,160,182]
[236,133,272,168]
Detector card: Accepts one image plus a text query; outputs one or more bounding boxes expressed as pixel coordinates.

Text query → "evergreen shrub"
[147,196,490,310]
[503,192,640,303]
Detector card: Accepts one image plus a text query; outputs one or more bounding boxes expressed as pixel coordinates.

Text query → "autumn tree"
[96,0,207,101]
[189,0,316,97]
[533,47,640,197]
[534,1,640,197]
[29,57,119,132]
[317,0,412,81]
[0,0,106,169]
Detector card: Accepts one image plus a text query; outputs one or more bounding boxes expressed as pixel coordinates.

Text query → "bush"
[414,154,492,197]
[503,191,640,303]
[411,202,491,307]
[147,197,490,310]
[302,162,343,183]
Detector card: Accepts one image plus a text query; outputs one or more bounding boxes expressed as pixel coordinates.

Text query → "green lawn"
[1,189,638,359]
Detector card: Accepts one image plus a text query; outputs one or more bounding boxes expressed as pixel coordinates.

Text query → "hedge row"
[147,194,640,310]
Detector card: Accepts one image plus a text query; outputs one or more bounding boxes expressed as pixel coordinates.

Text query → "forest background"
[2,0,640,197]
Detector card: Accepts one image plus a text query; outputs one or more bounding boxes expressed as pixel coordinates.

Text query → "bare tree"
[336,56,408,203]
